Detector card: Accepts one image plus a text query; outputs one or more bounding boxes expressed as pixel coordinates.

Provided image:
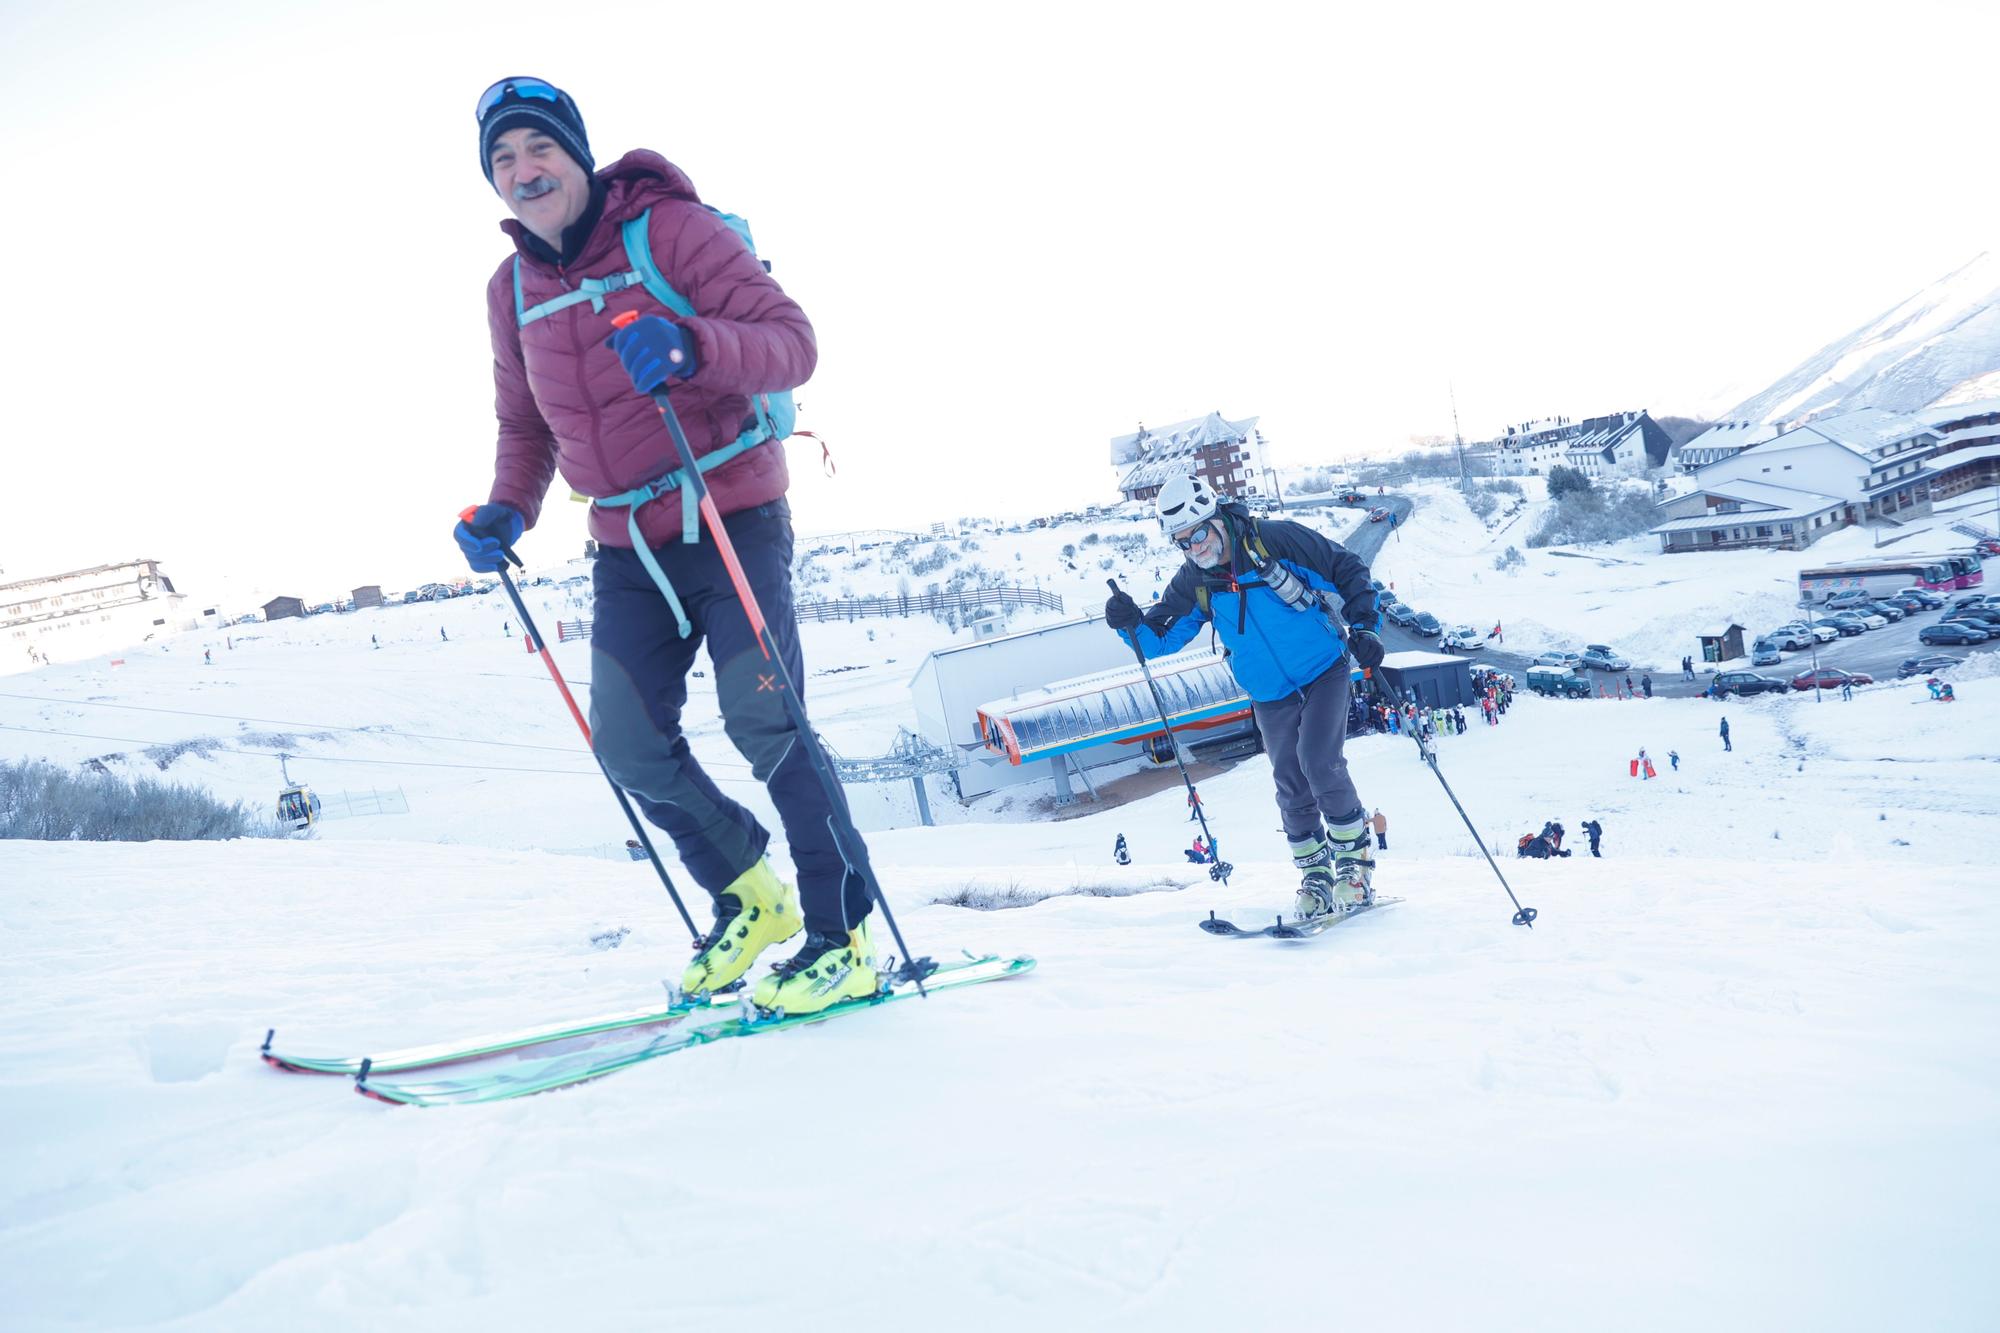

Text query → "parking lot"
[1373,582,1998,697]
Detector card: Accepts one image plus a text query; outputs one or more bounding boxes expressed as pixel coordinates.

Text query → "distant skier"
[1371,808,1388,852]
[1640,673,1653,699]
[1114,833,1130,866]
[1720,715,1732,752]
[1841,679,1854,701]
[451,77,872,1016]
[203,649,212,665]
[1669,749,1680,771]
[1682,654,1695,682]
[1187,788,1204,822]
[440,627,449,642]
[1105,474,1383,919]
[371,634,380,650]
[1581,819,1603,857]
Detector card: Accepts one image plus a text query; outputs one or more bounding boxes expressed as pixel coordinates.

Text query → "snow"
[1718,251,2000,424]
[3,503,1998,1329]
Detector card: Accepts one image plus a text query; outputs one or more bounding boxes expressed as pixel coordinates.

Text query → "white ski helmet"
[1155,475,1219,535]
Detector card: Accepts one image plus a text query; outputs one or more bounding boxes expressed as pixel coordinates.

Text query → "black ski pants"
[1252,662,1365,844]
[588,499,873,935]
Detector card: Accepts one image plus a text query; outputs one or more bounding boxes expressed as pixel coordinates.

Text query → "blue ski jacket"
[1121,509,1381,703]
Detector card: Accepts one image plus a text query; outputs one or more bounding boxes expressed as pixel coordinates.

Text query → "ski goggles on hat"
[475,77,569,122]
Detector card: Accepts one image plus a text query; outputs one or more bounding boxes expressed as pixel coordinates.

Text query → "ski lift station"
[908,616,1257,800]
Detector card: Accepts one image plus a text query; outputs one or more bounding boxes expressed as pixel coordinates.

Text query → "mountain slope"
[1721,252,2000,423]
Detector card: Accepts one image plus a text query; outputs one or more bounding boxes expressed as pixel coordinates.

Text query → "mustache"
[513,176,559,201]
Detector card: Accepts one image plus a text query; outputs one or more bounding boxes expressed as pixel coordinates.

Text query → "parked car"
[1766,625,1814,650]
[1930,620,1994,643]
[1439,624,1485,652]
[1897,654,1963,678]
[1950,606,2000,627]
[1790,667,1873,691]
[1856,600,1904,622]
[1526,666,1592,698]
[1893,587,1945,609]
[1578,644,1630,671]
[1811,617,1865,637]
[1410,611,1443,637]
[1383,601,1416,627]
[1367,507,1390,523]
[1949,593,1990,611]
[1789,621,1839,643]
[1834,609,1887,630]
[1750,638,1784,667]
[1709,671,1787,698]
[1977,537,2000,556]
[1881,592,1930,614]
[1340,491,1367,506]
[1825,590,1879,611]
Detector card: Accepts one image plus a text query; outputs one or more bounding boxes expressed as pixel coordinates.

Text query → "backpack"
[511,204,797,465]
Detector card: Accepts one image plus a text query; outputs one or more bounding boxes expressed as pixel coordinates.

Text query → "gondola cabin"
[278,785,321,832]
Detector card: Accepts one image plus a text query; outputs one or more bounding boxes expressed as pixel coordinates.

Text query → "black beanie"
[479,79,594,185]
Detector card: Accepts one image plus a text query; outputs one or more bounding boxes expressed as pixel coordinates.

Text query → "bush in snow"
[0,759,272,841]
[1465,490,1499,519]
[1546,464,1593,499]
[1494,545,1526,571]
[1527,483,1657,548]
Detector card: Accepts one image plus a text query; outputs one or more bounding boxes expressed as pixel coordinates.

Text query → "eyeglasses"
[476,77,568,122]
[1173,525,1211,551]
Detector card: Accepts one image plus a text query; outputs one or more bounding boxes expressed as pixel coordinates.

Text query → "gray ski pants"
[1252,662,1365,842]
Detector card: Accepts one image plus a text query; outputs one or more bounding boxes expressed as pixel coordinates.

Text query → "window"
[1780,523,1794,534]
[1755,526,1773,538]
[1783,465,1791,471]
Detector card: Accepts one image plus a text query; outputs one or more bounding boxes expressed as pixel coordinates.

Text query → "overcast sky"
[2,0,1994,606]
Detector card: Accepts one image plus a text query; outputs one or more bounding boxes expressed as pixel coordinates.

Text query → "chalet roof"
[1786,407,1935,457]
[1917,397,2000,427]
[1678,420,1781,462]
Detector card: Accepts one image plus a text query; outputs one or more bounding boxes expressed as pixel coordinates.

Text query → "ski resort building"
[908,616,1260,801]
[1649,407,1939,553]
[2,559,206,667]
[1489,411,1671,478]
[1110,412,1268,505]
[1915,398,2000,502]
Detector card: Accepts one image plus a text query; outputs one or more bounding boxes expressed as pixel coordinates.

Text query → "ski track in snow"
[3,516,2000,1328]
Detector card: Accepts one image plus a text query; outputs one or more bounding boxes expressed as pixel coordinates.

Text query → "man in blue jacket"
[1105,476,1386,917]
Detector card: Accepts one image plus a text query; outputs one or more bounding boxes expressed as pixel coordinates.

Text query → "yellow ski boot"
[682,858,802,995]
[751,917,881,1016]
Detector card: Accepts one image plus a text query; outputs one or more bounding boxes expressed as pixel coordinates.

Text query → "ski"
[355,953,1037,1107]
[261,983,745,1076]
[1199,897,1402,939]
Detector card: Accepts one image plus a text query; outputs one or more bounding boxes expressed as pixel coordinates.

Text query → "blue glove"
[454,503,523,573]
[607,315,697,395]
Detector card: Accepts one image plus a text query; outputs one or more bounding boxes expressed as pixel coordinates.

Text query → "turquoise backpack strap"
[514,255,649,327]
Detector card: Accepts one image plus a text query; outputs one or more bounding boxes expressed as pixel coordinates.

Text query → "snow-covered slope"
[3,562,1998,1328]
[1717,252,2000,424]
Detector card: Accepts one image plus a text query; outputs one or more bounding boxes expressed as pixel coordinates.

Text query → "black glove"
[1104,590,1143,632]
[1348,629,1385,670]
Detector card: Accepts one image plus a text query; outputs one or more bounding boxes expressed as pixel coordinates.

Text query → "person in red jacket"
[452,78,876,1016]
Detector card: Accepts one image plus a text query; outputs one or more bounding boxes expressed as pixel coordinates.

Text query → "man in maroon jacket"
[454,78,879,1015]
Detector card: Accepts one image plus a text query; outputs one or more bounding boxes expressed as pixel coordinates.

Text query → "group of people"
[1518,818,1605,859]
[1610,673,1654,700]
[1925,677,1957,702]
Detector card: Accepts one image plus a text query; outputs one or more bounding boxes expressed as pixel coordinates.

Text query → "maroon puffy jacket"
[484,150,816,547]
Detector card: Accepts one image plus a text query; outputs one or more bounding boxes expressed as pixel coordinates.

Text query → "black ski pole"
[471,528,700,942]
[614,315,929,994]
[1367,667,1537,927]
[1107,578,1232,884]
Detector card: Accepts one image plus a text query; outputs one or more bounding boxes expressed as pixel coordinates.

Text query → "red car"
[1790,667,1873,691]
[1367,507,1390,523]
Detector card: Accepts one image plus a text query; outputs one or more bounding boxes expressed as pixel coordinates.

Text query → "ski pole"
[1106,578,1231,884]
[1366,666,1537,927]
[467,518,700,943]
[611,313,929,995]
